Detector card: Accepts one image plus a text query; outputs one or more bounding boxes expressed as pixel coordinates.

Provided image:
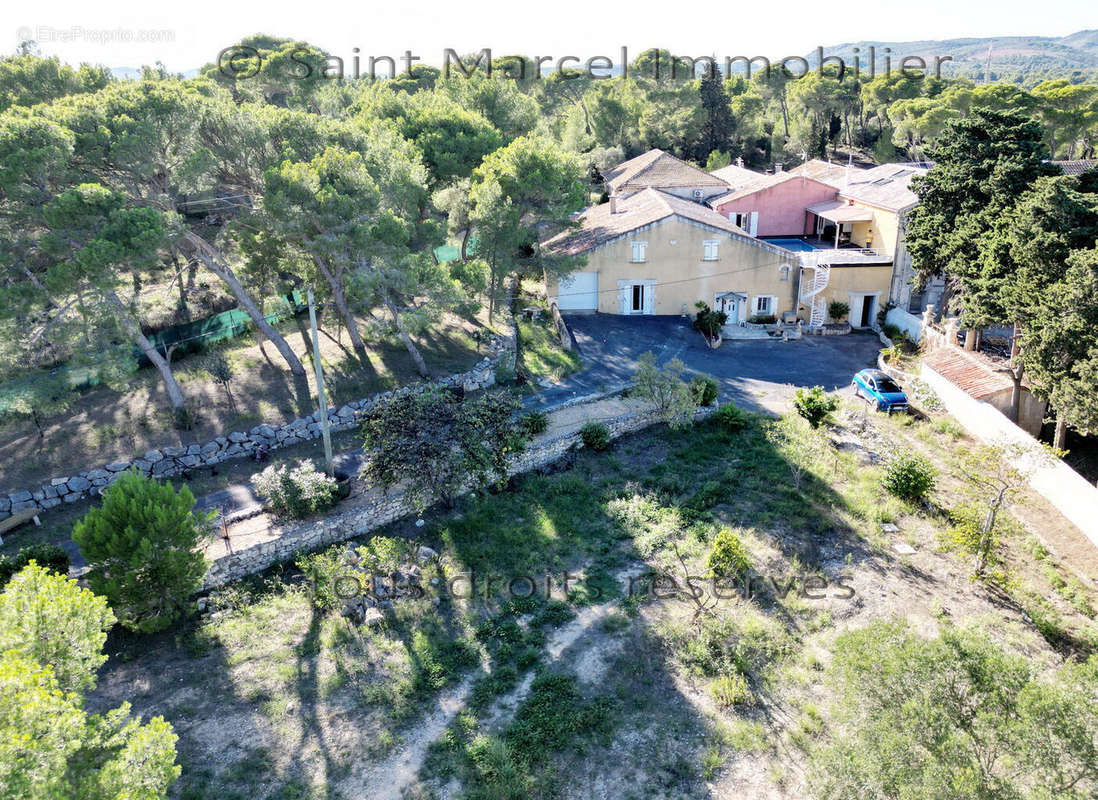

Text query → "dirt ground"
[0,308,496,492]
[82,392,1098,800]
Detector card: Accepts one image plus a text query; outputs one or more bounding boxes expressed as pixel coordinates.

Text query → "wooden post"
[308,289,334,477]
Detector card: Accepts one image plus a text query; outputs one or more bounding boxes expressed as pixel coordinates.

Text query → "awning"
[806,199,874,223]
[714,291,747,301]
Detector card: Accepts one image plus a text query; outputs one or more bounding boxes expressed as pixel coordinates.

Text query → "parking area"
[527,314,884,414]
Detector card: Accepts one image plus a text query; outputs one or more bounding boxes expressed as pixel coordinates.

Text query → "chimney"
[774,163,783,173]
[735,156,744,168]
[609,193,619,214]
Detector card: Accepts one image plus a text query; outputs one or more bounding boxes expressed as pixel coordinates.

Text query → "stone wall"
[200,404,714,589]
[2,326,516,522]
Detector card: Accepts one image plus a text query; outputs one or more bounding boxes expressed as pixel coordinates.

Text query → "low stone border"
[2,322,517,522]
[200,403,715,588]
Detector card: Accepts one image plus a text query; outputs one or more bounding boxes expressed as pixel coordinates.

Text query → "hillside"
[816,29,1098,84]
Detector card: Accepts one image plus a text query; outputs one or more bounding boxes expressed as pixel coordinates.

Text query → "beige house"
[544,150,904,329]
[544,187,797,320]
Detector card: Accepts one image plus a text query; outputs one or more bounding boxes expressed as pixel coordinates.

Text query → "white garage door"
[556,272,598,311]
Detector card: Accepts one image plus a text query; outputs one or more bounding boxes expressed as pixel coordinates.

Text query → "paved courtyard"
[527,314,884,414]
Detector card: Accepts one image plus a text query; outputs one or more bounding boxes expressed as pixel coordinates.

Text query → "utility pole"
[307,289,334,476]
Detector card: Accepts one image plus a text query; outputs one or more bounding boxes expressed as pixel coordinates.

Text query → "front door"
[717,295,738,321]
[859,296,874,327]
[631,284,645,313]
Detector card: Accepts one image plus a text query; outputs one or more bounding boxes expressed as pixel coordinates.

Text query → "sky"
[3,0,1095,72]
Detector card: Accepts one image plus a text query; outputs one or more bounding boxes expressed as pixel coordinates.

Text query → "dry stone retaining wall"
[200,404,714,589]
[2,327,516,522]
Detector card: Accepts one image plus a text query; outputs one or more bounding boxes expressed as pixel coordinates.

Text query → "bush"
[520,410,549,437]
[711,672,752,708]
[580,422,611,451]
[690,375,719,407]
[882,453,936,503]
[828,301,849,321]
[253,460,340,519]
[692,302,728,340]
[360,389,526,510]
[72,470,210,633]
[707,529,751,578]
[793,385,838,428]
[747,314,777,325]
[0,543,70,586]
[494,364,517,386]
[714,402,747,432]
[633,352,696,430]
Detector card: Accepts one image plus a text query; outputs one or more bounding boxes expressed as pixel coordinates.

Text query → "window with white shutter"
[630,241,647,263]
[703,240,719,261]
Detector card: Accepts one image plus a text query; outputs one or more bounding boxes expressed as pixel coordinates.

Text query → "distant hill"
[814,30,1098,84]
[110,66,200,81]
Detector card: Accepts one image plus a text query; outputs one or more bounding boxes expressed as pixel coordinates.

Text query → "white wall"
[885,306,924,343]
[921,363,1098,545]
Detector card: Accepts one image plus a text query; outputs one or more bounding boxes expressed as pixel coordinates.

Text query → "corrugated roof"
[542,187,768,257]
[922,347,1013,400]
[603,149,728,193]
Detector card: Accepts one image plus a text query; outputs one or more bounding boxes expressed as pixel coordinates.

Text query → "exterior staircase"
[799,253,831,328]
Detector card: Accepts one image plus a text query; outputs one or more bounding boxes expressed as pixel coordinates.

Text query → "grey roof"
[786,158,865,188]
[603,149,728,194]
[708,163,763,189]
[838,163,929,211]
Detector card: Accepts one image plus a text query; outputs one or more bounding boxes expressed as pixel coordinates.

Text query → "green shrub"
[0,543,70,586]
[793,385,838,428]
[295,548,346,610]
[707,529,751,578]
[828,301,849,321]
[72,470,210,633]
[747,314,777,325]
[520,410,549,437]
[580,422,611,451]
[882,453,936,503]
[692,302,728,340]
[690,375,719,407]
[710,672,753,708]
[494,364,517,386]
[253,460,339,519]
[714,402,747,432]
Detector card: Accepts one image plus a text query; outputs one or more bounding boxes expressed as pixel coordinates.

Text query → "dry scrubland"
[84,397,1097,800]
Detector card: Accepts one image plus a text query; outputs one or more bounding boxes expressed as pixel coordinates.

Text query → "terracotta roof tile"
[922,347,1013,400]
[603,149,728,193]
[542,187,770,257]
[1052,159,1098,176]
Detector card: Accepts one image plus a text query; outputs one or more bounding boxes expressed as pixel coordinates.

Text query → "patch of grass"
[516,315,581,383]
[710,673,753,708]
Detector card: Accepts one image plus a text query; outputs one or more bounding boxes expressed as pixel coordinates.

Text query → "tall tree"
[41,81,310,379]
[692,69,737,163]
[469,137,586,317]
[905,107,1055,315]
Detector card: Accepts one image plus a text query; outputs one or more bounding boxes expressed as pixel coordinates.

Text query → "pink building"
[710,173,839,237]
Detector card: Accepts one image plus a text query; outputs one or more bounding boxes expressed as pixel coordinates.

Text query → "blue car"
[852,369,909,413]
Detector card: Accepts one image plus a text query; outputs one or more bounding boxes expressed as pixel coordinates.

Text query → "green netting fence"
[0,291,307,412]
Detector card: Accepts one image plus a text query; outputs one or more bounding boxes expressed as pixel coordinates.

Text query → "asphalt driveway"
[526,314,884,414]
